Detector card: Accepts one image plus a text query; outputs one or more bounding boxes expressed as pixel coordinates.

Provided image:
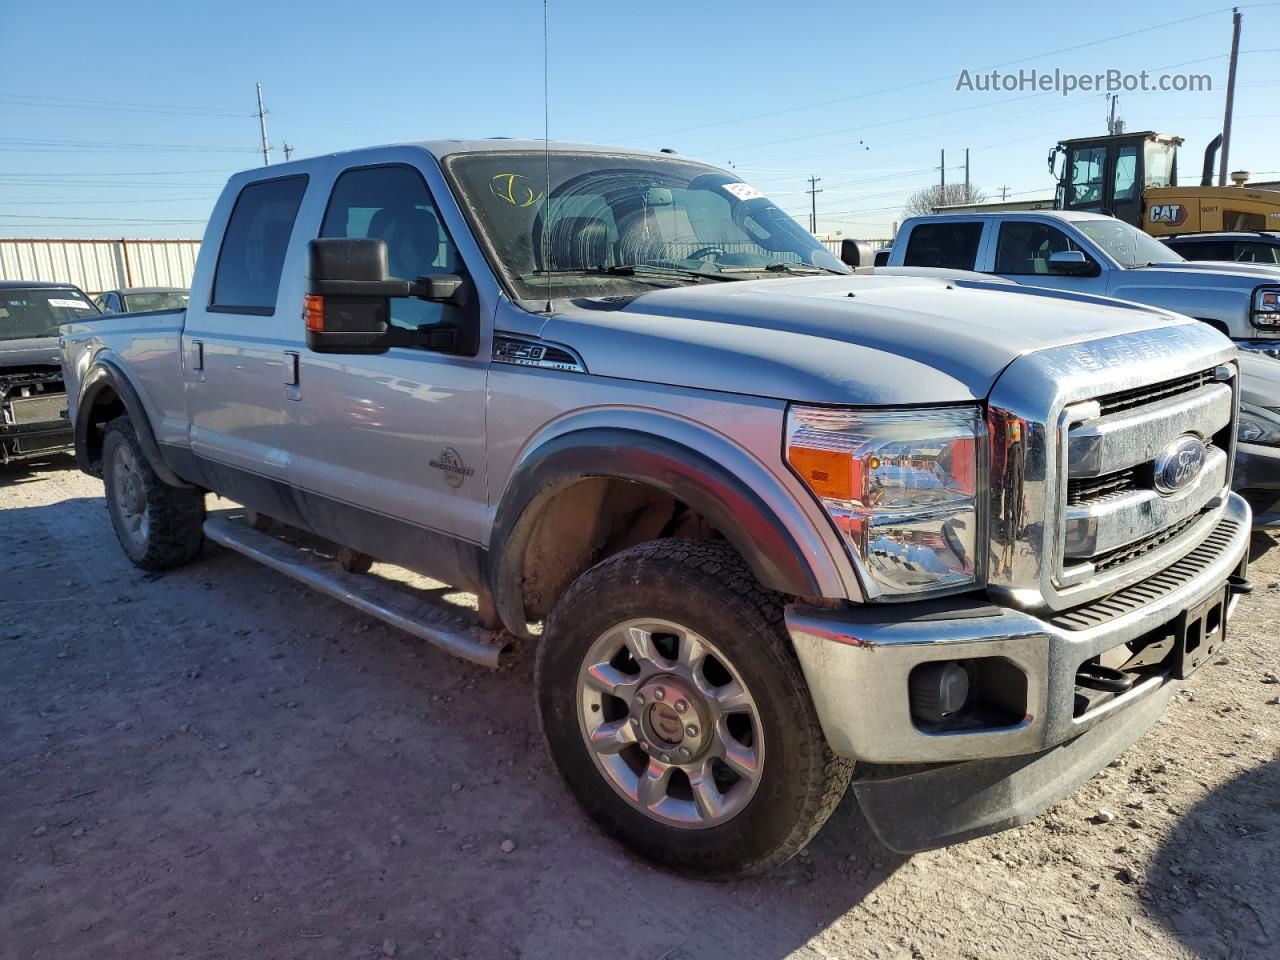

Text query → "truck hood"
[542,274,1191,405]
[1145,261,1280,282]
[0,336,63,369]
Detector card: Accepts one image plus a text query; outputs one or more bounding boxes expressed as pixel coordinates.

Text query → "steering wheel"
[686,245,726,262]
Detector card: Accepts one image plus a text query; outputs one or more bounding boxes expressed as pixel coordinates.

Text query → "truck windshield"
[1075,218,1185,268]
[445,150,848,301]
[0,287,98,340]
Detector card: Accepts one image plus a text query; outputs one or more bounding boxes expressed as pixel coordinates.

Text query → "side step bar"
[203,514,509,668]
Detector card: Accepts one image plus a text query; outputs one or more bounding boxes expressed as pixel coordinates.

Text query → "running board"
[203,514,508,668]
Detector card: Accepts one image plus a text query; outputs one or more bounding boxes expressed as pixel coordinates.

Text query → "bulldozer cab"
[1051,132,1182,228]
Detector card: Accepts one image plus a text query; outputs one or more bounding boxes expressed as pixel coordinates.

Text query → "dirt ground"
[2,454,1278,960]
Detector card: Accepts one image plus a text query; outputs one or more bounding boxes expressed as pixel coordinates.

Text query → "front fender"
[74,359,191,488]
[486,425,847,636]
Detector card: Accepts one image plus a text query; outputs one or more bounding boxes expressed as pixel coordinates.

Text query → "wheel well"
[518,477,719,622]
[1196,317,1230,337]
[82,385,126,474]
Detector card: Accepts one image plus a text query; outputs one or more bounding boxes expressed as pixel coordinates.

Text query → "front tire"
[535,539,853,879]
[102,416,205,570]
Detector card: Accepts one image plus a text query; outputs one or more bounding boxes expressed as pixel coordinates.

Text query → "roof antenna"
[542,0,553,315]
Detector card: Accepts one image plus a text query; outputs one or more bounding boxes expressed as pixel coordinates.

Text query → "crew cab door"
[183,174,309,489]
[989,219,1107,294]
[286,161,489,546]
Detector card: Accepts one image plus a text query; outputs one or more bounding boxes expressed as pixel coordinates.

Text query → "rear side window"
[903,222,984,270]
[212,176,308,314]
[1167,240,1220,261]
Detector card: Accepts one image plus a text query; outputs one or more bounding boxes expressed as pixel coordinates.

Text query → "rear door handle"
[283,350,301,401]
[189,340,205,382]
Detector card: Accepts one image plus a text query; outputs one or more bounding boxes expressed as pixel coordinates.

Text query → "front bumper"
[0,419,73,464]
[1235,441,1280,527]
[787,492,1251,767]
[1236,339,1280,361]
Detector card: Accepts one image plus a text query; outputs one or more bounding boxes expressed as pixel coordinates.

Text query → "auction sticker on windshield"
[48,299,92,309]
[721,183,764,202]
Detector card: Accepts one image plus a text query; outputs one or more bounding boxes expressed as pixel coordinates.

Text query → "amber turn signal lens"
[786,446,853,501]
[304,294,324,332]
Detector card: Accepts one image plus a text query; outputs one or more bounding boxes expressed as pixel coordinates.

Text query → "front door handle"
[283,350,301,401]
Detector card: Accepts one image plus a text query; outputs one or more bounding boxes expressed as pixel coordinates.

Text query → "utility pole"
[999,185,1010,201]
[806,175,822,234]
[283,142,294,162]
[256,82,271,166]
[1219,7,1242,186]
[940,149,946,192]
[964,148,970,200]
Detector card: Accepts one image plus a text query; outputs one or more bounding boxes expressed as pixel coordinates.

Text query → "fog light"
[909,661,971,724]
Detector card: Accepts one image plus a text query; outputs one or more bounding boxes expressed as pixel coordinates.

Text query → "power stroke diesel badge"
[429,448,475,488]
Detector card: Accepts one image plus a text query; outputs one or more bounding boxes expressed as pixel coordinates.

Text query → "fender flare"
[486,427,824,635]
[75,360,192,488]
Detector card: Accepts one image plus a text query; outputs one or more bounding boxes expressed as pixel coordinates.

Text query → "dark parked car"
[1162,232,1280,266]
[93,286,189,314]
[1,281,100,463]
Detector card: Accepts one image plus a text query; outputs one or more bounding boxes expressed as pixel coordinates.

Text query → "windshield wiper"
[529,265,744,284]
[717,262,842,276]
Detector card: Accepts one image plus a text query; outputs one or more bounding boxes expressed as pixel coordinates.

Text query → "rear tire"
[102,416,204,570]
[535,538,853,880]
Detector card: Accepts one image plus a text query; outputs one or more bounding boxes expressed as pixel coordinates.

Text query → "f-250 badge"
[429,448,475,488]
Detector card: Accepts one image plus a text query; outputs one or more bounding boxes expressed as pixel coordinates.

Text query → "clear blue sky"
[4,0,1278,240]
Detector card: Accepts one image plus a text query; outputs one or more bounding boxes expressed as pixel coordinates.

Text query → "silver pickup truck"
[60,140,1253,879]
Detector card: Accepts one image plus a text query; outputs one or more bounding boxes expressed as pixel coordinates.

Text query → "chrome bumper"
[788,493,1252,765]
[1236,339,1280,361]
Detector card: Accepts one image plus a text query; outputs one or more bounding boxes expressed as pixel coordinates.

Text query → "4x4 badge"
[429,447,475,488]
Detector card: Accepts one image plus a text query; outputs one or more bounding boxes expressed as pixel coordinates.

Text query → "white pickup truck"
[60,140,1252,878]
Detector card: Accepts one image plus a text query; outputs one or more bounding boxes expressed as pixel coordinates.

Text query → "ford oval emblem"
[1154,435,1208,495]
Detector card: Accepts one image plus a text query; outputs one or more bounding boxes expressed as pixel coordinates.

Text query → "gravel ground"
[2,455,1278,960]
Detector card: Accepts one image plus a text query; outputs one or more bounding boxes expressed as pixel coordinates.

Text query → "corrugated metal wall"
[0,238,200,295]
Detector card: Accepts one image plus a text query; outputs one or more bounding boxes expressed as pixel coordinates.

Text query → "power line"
[636,5,1253,141]
[0,196,217,205]
[0,93,244,117]
[0,213,207,223]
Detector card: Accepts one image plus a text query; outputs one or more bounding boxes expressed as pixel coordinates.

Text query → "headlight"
[785,405,985,597]
[1252,286,1280,329]
[1239,402,1280,445]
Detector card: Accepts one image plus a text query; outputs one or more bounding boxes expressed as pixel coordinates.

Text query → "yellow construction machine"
[1050,131,1280,236]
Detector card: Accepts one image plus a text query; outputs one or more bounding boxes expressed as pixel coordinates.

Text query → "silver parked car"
[93,286,189,315]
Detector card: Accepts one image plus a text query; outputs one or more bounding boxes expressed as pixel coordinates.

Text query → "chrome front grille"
[986,322,1240,614]
[1093,368,1215,416]
[1058,366,1234,586]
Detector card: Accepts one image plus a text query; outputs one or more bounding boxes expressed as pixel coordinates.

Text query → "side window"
[1113,146,1139,202]
[902,222,983,270]
[995,222,1083,275]
[212,176,307,314]
[321,165,462,331]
